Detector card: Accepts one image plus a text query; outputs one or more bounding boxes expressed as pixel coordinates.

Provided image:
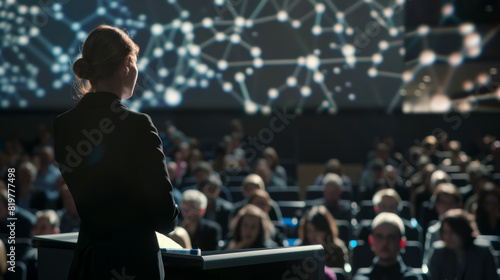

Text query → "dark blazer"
[190,218,222,251]
[428,240,499,280]
[353,257,422,280]
[204,197,233,238]
[54,92,179,280]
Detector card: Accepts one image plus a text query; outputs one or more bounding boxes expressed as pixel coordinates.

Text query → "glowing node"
[364,0,373,3]
[287,76,297,87]
[419,50,436,66]
[164,41,174,50]
[235,16,245,27]
[202,17,213,28]
[476,72,489,85]
[389,27,398,37]
[312,25,322,35]
[346,56,356,67]
[301,86,312,97]
[370,10,378,18]
[164,87,182,106]
[417,25,430,36]
[71,23,80,31]
[372,53,383,64]
[188,44,201,56]
[245,20,254,28]
[253,58,264,68]
[277,10,288,22]
[402,71,414,83]
[214,0,224,6]
[223,82,233,92]
[291,20,301,29]
[172,19,181,29]
[333,67,341,74]
[18,35,29,46]
[305,55,320,70]
[251,47,261,58]
[399,47,406,56]
[313,71,324,83]
[268,88,279,99]
[51,63,61,73]
[246,68,254,75]
[464,33,481,48]
[230,34,241,44]
[396,0,405,4]
[378,41,389,51]
[430,93,451,112]
[215,32,225,42]
[235,72,245,83]
[336,12,345,20]
[346,28,354,36]
[175,76,185,85]
[459,23,475,35]
[187,78,197,87]
[315,3,326,14]
[466,46,481,58]
[342,44,355,57]
[244,100,258,114]
[181,22,193,34]
[218,60,228,71]
[383,8,393,18]
[457,100,471,113]
[462,80,474,91]
[97,7,106,16]
[158,68,169,78]
[345,82,352,88]
[418,82,426,90]
[442,4,454,16]
[348,93,356,101]
[19,99,27,108]
[180,10,189,19]
[262,106,271,115]
[195,64,207,74]
[177,47,186,57]
[143,90,154,100]
[448,53,463,66]
[297,56,306,66]
[153,47,164,58]
[30,6,40,15]
[333,23,343,34]
[368,67,378,77]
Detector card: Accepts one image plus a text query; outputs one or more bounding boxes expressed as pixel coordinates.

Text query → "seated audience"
[253,158,286,188]
[310,173,351,221]
[247,189,286,245]
[353,213,421,280]
[314,158,353,194]
[262,147,288,184]
[297,205,348,268]
[233,174,282,222]
[409,163,435,219]
[224,204,277,250]
[356,189,423,243]
[17,161,47,213]
[180,189,221,251]
[198,175,233,238]
[427,209,499,280]
[416,170,451,228]
[474,185,500,236]
[57,185,81,233]
[181,161,232,202]
[460,162,491,207]
[33,147,61,208]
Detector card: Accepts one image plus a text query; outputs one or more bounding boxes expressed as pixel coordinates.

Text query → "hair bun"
[73,57,95,80]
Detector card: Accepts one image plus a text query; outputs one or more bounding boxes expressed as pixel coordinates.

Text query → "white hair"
[322,173,343,188]
[371,212,405,236]
[430,170,451,188]
[181,189,207,210]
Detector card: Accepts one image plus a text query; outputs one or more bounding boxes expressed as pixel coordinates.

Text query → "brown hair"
[73,25,139,97]
[298,205,339,245]
[440,209,478,249]
[231,204,275,246]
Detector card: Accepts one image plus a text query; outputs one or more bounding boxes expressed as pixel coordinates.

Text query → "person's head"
[299,205,339,246]
[476,184,500,220]
[253,159,271,185]
[248,189,272,213]
[430,170,451,190]
[369,212,406,266]
[18,161,37,187]
[167,226,192,249]
[167,161,178,180]
[372,188,401,214]
[241,174,265,198]
[231,204,274,248]
[188,149,203,167]
[440,209,477,251]
[422,163,437,188]
[262,147,280,170]
[73,25,139,99]
[321,173,343,204]
[370,159,385,180]
[39,146,55,167]
[32,210,60,236]
[199,174,222,201]
[466,162,490,187]
[422,135,438,155]
[178,142,191,161]
[375,143,390,162]
[323,159,342,175]
[192,161,212,185]
[181,189,207,223]
[432,183,462,216]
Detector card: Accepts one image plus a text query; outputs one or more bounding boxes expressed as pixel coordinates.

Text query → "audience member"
[254,158,287,188]
[357,189,423,244]
[180,189,221,251]
[314,158,353,194]
[409,163,436,218]
[223,204,277,250]
[31,209,60,236]
[427,209,499,280]
[247,189,286,245]
[358,158,385,201]
[474,185,500,236]
[262,147,288,184]
[17,161,47,213]
[297,205,348,268]
[233,174,283,222]
[57,185,81,233]
[353,213,421,280]
[460,162,491,205]
[199,175,233,238]
[310,173,351,221]
[181,161,232,202]
[33,147,61,208]
[414,169,451,226]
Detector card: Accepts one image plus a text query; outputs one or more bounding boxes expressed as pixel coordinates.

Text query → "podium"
[32,233,325,280]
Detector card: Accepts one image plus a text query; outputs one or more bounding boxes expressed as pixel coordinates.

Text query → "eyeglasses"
[372,234,400,244]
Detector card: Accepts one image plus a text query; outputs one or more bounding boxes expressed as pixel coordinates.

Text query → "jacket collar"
[78,91,122,106]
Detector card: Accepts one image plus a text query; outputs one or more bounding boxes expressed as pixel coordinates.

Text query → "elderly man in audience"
[310,173,351,221]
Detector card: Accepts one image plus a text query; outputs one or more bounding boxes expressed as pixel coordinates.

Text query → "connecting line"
[344,0,366,17]
[249,0,269,21]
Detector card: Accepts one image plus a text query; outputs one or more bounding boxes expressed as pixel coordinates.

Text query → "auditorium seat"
[305,185,323,200]
[401,240,424,268]
[335,219,353,246]
[350,240,374,273]
[228,186,244,203]
[277,200,306,218]
[267,186,300,201]
[223,175,247,187]
[450,173,468,187]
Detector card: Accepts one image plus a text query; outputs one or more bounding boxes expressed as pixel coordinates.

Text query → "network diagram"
[4,0,496,114]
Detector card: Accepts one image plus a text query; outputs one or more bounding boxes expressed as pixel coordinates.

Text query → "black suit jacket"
[54,92,179,280]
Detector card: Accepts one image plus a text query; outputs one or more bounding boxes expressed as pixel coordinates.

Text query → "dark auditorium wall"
[1,110,499,166]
